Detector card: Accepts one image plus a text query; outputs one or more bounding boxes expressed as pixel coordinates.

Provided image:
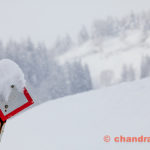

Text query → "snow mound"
[1,78,150,150]
[0,59,25,101]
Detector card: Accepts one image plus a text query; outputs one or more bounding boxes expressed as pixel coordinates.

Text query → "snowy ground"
[1,78,150,150]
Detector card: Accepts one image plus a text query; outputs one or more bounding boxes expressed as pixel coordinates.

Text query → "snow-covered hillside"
[1,78,150,150]
[59,28,150,88]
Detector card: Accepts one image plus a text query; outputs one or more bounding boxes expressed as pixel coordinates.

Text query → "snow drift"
[1,78,150,150]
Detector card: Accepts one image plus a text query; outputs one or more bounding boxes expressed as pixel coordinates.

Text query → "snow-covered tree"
[141,56,150,78]
[78,26,89,45]
[121,65,135,81]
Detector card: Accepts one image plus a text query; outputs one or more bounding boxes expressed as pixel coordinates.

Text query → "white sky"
[0,0,150,47]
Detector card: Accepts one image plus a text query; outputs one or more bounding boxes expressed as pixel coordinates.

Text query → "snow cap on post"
[0,59,34,121]
[0,59,25,102]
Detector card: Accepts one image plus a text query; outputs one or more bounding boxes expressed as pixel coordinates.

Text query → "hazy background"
[0,0,150,105]
[0,0,150,46]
